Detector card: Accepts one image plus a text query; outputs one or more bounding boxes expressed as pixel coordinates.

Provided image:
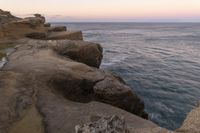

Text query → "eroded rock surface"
[176,104,200,133]
[0,38,161,133]
[45,31,83,40]
[75,115,128,133]
[3,39,147,117]
[0,9,82,40]
[48,26,67,32]
[0,9,19,24]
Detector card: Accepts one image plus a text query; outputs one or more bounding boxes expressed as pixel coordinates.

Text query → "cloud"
[45,15,81,22]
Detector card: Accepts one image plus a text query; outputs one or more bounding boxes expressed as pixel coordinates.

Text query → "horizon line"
[49,21,200,23]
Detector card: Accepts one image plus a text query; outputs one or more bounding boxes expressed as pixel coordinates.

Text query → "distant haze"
[1,0,200,22]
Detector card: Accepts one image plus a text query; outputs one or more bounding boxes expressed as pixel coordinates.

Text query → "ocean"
[52,23,200,130]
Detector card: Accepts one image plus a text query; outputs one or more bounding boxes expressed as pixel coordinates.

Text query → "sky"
[1,0,200,22]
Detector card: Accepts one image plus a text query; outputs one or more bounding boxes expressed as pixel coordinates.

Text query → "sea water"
[53,23,200,130]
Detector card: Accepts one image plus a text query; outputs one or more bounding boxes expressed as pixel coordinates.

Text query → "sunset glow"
[1,0,200,22]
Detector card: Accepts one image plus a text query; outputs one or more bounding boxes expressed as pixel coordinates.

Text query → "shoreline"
[0,9,199,133]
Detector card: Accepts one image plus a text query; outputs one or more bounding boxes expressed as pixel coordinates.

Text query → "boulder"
[52,40,103,68]
[94,77,148,118]
[46,31,83,40]
[48,26,67,32]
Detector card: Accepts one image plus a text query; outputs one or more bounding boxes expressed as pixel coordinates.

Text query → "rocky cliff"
[0,9,199,133]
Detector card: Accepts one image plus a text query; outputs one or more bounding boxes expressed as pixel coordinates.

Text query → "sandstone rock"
[52,40,103,68]
[37,89,157,133]
[0,14,46,39]
[176,104,200,133]
[94,77,148,118]
[75,115,128,133]
[0,10,83,41]
[75,115,171,133]
[48,26,67,32]
[0,71,34,133]
[3,39,147,119]
[25,32,47,39]
[14,16,45,28]
[46,31,83,40]
[0,9,19,24]
[34,14,45,24]
[0,38,163,133]
[129,127,173,133]
[0,22,45,39]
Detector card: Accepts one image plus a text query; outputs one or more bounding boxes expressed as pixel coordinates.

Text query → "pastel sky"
[1,0,200,22]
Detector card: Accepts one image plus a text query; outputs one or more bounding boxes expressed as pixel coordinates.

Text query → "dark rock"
[44,23,51,27]
[34,14,43,18]
[48,26,67,32]
[94,77,148,118]
[25,32,47,39]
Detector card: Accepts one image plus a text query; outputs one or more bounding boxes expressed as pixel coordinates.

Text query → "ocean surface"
[53,23,200,130]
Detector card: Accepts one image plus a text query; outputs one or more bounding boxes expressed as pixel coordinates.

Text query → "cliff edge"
[0,9,198,133]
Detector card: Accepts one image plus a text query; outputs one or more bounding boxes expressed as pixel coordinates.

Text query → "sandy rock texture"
[0,9,82,40]
[176,104,200,133]
[0,38,157,133]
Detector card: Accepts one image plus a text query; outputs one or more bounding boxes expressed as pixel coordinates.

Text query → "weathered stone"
[3,39,147,119]
[75,115,128,133]
[37,89,157,133]
[176,104,200,133]
[25,32,47,39]
[0,9,19,24]
[0,9,82,41]
[0,38,162,133]
[48,26,67,32]
[46,31,83,40]
[0,71,34,133]
[94,77,148,118]
[13,16,44,27]
[34,13,45,24]
[52,40,103,68]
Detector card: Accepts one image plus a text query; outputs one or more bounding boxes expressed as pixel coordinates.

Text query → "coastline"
[0,9,199,133]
